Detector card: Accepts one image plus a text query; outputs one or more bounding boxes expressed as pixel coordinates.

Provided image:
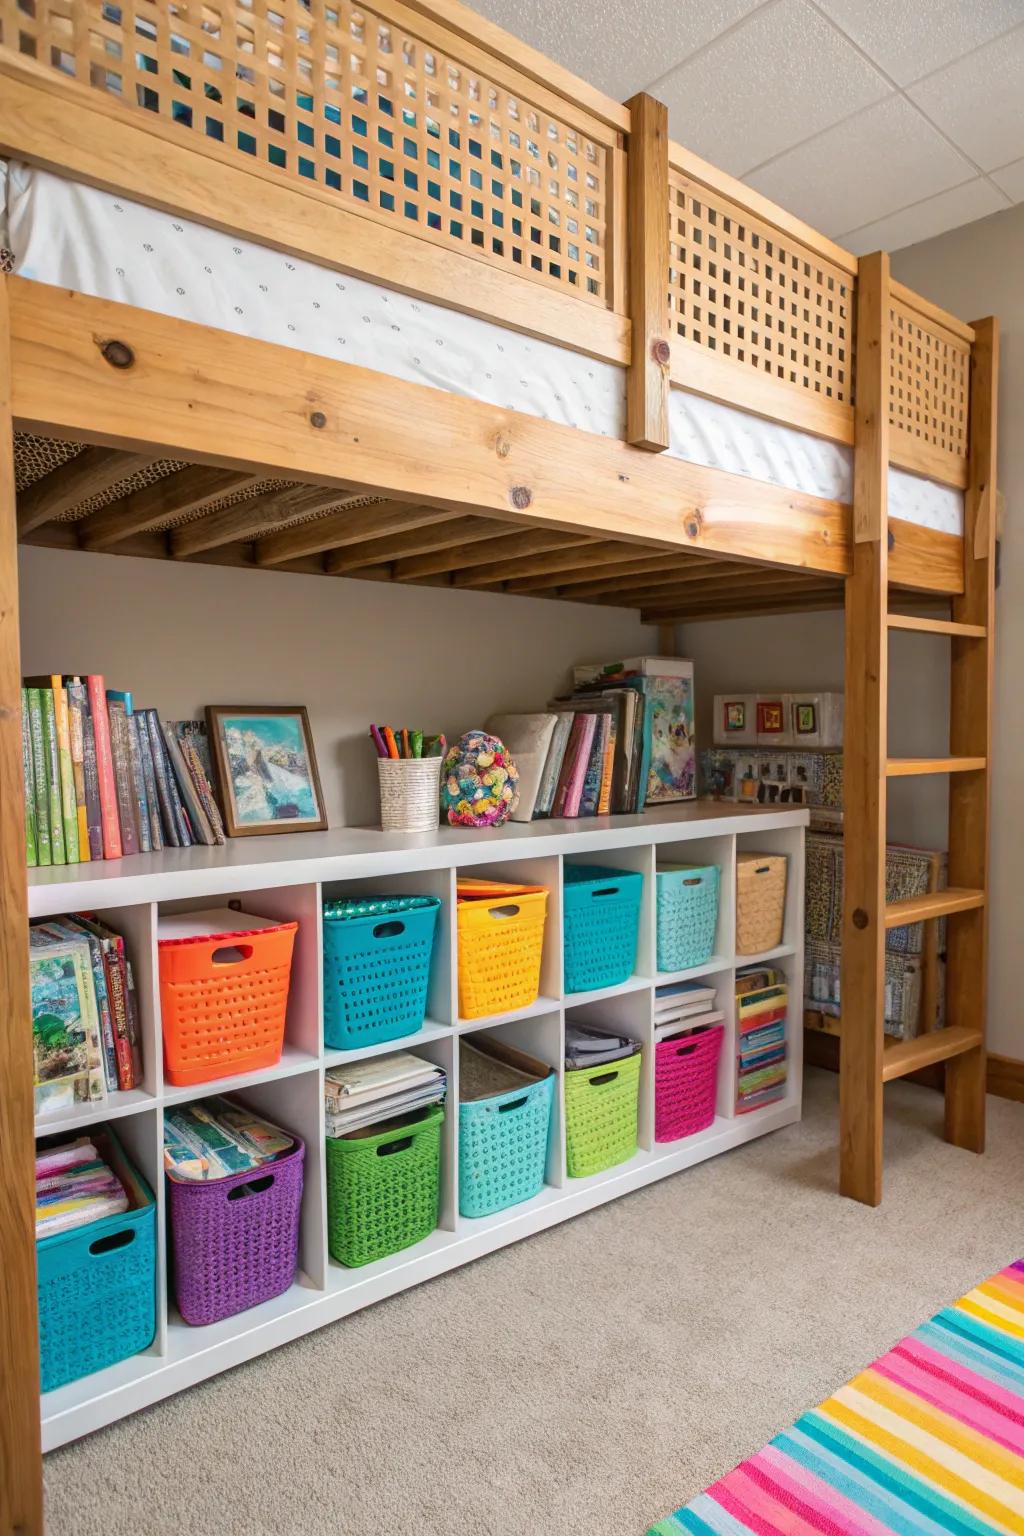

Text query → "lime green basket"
[564,1051,641,1178]
[326,1104,443,1268]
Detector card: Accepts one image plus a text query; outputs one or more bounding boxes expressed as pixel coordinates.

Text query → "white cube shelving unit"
[30,802,806,1449]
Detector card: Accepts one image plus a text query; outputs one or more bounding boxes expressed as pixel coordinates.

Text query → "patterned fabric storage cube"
[654,1024,724,1142]
[326,1104,443,1267]
[37,1130,156,1393]
[459,1037,554,1218]
[323,895,440,1050]
[564,1049,641,1178]
[168,1133,305,1325]
[457,887,548,1019]
[158,907,297,1087]
[563,865,643,993]
[656,864,720,972]
[736,853,787,955]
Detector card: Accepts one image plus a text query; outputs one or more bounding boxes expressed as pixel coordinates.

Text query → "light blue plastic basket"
[37,1130,156,1393]
[563,865,643,993]
[323,894,440,1050]
[656,864,720,972]
[459,1067,554,1219]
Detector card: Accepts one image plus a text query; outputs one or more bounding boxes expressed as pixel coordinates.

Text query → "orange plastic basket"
[457,889,548,1019]
[159,921,298,1086]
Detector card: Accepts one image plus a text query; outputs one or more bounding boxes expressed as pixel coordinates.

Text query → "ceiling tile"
[838,178,1010,255]
[463,0,765,103]
[745,95,976,235]
[991,156,1024,200]
[908,25,1024,171]
[649,0,888,176]
[815,0,1024,88]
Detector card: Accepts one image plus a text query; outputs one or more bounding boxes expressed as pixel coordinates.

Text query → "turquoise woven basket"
[459,1071,554,1218]
[323,894,439,1050]
[563,865,643,993]
[656,865,720,972]
[37,1130,156,1393]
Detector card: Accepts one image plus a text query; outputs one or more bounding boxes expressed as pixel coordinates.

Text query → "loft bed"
[0,0,997,1525]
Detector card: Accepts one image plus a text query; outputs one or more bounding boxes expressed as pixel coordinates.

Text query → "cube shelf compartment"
[28,802,805,1450]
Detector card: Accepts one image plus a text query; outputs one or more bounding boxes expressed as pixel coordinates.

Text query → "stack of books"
[163,1098,294,1180]
[735,965,788,1113]
[654,980,724,1042]
[30,914,143,1119]
[324,1052,447,1138]
[21,674,225,867]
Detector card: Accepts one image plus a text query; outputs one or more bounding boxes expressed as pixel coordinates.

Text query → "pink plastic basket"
[654,1024,724,1142]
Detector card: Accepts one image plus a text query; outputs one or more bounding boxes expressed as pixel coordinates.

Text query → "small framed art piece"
[756,700,785,735]
[205,706,327,837]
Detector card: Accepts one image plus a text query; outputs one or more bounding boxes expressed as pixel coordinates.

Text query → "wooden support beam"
[625,93,670,452]
[79,466,258,550]
[0,277,44,1536]
[16,444,151,536]
[945,316,998,1155]
[840,250,890,1207]
[390,523,527,581]
[170,485,345,558]
[257,501,457,567]
[888,518,964,593]
[550,561,810,603]
[325,516,504,575]
[887,613,985,638]
[602,576,837,611]
[446,532,598,587]
[641,594,845,624]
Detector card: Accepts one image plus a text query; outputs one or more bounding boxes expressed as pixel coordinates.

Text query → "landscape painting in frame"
[206,706,327,837]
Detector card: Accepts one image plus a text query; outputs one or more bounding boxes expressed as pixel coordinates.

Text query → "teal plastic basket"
[37,1129,156,1393]
[563,865,643,993]
[459,1069,554,1218]
[656,865,720,972]
[323,894,440,1050]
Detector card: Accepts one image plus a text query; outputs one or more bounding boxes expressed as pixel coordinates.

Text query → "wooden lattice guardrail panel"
[888,295,970,468]
[667,165,856,406]
[0,0,620,307]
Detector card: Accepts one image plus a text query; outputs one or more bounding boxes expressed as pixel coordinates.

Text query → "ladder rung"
[882,1025,984,1082]
[884,887,986,927]
[887,615,987,639]
[886,757,987,777]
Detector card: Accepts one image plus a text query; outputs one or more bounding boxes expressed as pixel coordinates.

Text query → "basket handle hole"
[228,1173,274,1199]
[754,865,772,875]
[498,1095,528,1113]
[372,920,406,939]
[589,1070,619,1086]
[377,1136,413,1156]
[212,944,254,965]
[592,886,619,898]
[487,904,521,919]
[683,877,702,886]
[675,1043,698,1057]
[89,1227,135,1256]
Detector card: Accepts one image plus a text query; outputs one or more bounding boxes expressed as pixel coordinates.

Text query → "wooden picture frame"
[204,705,327,836]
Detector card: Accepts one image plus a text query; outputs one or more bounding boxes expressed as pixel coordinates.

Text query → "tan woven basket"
[377,757,442,833]
[736,852,788,955]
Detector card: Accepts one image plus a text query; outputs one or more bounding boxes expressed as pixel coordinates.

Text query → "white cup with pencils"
[371,725,445,833]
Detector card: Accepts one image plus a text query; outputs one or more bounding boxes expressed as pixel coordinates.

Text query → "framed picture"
[723,700,747,733]
[205,706,327,837]
[756,700,785,735]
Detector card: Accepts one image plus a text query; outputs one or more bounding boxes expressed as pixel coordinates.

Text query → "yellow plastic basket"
[457,890,548,1018]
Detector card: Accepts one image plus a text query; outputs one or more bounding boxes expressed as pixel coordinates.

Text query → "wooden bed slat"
[257,503,458,567]
[79,466,260,550]
[171,486,349,559]
[16,445,151,535]
[324,517,506,575]
[457,539,665,589]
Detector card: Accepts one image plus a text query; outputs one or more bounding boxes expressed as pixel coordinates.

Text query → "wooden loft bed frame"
[0,1,997,1528]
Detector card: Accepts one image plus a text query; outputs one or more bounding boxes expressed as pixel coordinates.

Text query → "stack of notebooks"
[735,965,788,1113]
[654,980,724,1043]
[163,1098,294,1181]
[21,673,225,867]
[35,1137,129,1238]
[325,1052,447,1138]
[486,655,695,823]
[31,915,143,1119]
[564,1021,641,1070]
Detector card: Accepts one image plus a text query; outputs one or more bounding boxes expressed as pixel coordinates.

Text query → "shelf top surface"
[27,802,807,915]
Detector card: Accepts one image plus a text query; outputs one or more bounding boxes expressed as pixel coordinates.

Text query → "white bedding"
[1,161,962,535]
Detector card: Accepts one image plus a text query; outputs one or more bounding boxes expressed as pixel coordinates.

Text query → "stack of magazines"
[654,980,724,1042]
[735,965,788,1112]
[35,1137,128,1238]
[325,1052,447,1138]
[163,1097,294,1180]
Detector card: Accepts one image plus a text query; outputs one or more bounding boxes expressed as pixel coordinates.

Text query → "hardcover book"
[86,675,122,860]
[124,710,152,854]
[106,691,140,856]
[22,689,37,867]
[64,679,91,862]
[38,685,66,864]
[30,935,107,1116]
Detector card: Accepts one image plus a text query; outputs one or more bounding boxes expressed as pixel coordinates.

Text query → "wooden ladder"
[840,252,998,1206]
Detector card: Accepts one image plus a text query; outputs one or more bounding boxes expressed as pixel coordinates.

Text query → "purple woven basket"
[168,1136,305,1326]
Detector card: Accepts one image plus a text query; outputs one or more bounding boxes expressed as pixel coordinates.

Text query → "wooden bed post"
[840,250,890,1206]
[625,93,670,452]
[0,277,44,1532]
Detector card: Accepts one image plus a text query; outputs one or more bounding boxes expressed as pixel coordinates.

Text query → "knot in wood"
[509,485,532,510]
[887,529,896,552]
[852,908,869,930]
[309,410,328,429]
[683,511,702,540]
[99,339,135,370]
[651,338,671,368]
[495,435,511,459]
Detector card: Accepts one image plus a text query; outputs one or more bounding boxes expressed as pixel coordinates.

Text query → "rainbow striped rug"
[649,1262,1024,1536]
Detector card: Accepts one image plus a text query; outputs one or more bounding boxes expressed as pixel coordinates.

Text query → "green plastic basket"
[564,1050,641,1178]
[325,1104,443,1268]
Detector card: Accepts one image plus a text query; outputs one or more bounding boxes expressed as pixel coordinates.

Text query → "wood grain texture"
[887,613,985,638]
[78,466,258,550]
[854,253,889,544]
[670,341,854,446]
[324,516,503,574]
[171,486,349,558]
[0,275,44,1536]
[257,503,457,567]
[16,443,150,536]
[886,756,987,776]
[883,887,985,926]
[888,518,964,594]
[882,1026,984,1083]
[625,93,669,452]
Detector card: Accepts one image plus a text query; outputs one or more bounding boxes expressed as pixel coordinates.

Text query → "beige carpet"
[45,1069,1024,1536]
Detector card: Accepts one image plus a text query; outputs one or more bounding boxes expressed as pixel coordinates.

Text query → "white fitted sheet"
[2,161,962,535]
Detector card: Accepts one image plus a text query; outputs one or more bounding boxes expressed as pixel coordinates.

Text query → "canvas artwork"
[645,670,696,804]
[206,706,327,836]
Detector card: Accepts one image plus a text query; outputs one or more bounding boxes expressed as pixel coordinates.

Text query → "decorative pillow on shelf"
[441,731,519,827]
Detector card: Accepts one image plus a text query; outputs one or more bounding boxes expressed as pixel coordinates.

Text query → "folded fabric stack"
[735,965,788,1113]
[36,1138,128,1238]
[565,1020,641,1070]
[163,1097,294,1181]
[654,980,725,1043]
[325,1052,447,1138]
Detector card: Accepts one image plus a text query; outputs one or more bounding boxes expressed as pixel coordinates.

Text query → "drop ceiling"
[466,0,1024,254]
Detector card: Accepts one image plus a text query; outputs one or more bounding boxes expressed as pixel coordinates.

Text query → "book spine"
[579,714,607,817]
[106,699,140,856]
[163,724,214,845]
[178,730,225,844]
[65,681,91,863]
[27,688,51,866]
[124,712,152,854]
[125,958,144,1084]
[135,715,164,851]
[598,715,616,816]
[86,675,123,859]
[145,709,182,847]
[148,710,191,846]
[565,716,596,818]
[81,706,104,860]
[22,690,37,866]
[76,929,118,1093]
[102,944,135,1090]
[39,686,67,864]
[50,678,80,862]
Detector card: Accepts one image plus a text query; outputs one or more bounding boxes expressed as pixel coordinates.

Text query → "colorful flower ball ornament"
[440,730,519,827]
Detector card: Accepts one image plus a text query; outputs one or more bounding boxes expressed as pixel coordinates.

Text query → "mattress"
[1,161,962,536]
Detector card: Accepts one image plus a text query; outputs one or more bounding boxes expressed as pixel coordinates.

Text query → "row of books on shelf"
[735,965,788,1113]
[21,674,225,867]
